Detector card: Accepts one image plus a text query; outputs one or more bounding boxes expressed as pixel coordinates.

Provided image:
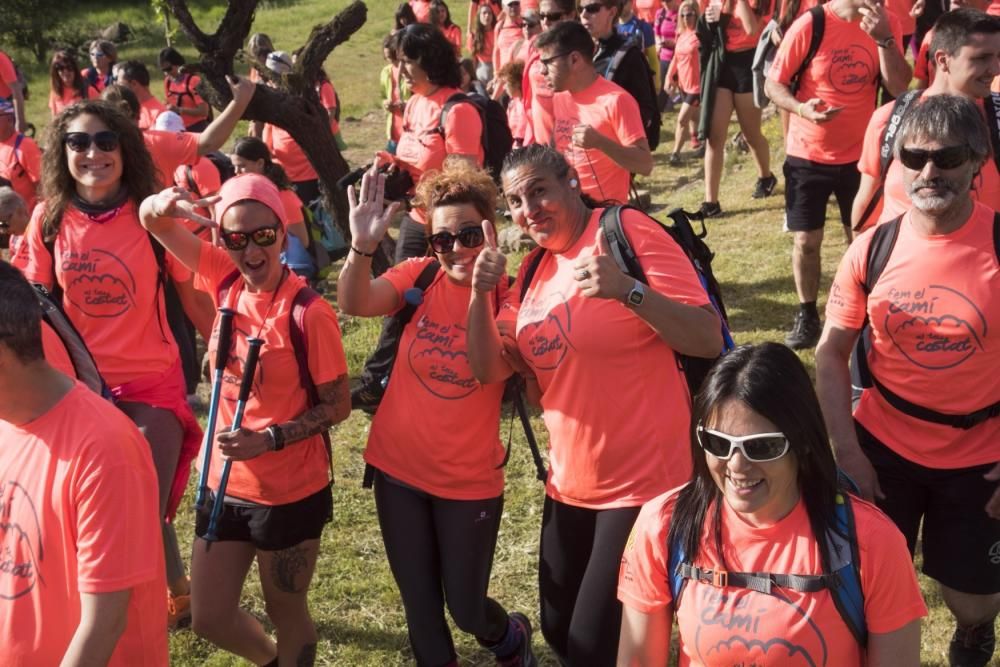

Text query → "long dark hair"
[397,23,462,89]
[50,50,88,98]
[232,136,292,191]
[473,3,496,56]
[666,343,841,573]
[41,100,158,242]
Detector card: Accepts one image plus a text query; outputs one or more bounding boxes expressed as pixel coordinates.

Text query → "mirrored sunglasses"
[220,224,281,251]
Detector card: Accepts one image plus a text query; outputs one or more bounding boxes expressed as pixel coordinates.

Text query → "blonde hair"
[413,160,498,227]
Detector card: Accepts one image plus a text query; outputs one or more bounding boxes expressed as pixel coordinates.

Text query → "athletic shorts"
[783,156,861,232]
[195,483,332,551]
[716,49,754,94]
[856,422,1000,595]
[681,92,701,105]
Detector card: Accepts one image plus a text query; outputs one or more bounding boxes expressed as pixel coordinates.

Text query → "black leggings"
[374,470,509,667]
[539,496,642,667]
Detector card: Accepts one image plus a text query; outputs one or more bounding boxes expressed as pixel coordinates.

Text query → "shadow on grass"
[314,619,410,653]
[721,275,798,333]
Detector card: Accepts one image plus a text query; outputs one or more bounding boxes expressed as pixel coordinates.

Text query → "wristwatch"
[876,35,896,49]
[267,425,286,452]
[624,280,646,309]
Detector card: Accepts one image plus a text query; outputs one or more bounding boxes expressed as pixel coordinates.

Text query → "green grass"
[3,1,985,665]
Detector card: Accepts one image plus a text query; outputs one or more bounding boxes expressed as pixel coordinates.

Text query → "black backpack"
[603,34,662,151]
[851,212,1000,429]
[439,92,514,183]
[789,5,826,95]
[34,283,110,399]
[519,205,734,398]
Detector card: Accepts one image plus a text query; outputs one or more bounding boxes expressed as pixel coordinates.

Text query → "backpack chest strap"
[677,563,843,596]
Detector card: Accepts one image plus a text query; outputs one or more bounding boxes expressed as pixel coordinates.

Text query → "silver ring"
[577,269,591,280]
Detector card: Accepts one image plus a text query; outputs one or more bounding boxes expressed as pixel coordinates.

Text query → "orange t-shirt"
[468,26,497,64]
[173,156,222,199]
[494,20,525,72]
[365,258,508,500]
[775,0,820,24]
[618,490,927,666]
[826,202,1000,469]
[40,319,78,380]
[137,96,166,130]
[395,86,484,185]
[503,208,709,508]
[442,23,464,57]
[0,383,168,667]
[0,51,16,100]
[523,40,557,146]
[262,122,318,183]
[914,29,935,85]
[194,247,348,505]
[552,76,648,204]
[144,129,200,188]
[0,132,42,213]
[885,0,916,37]
[857,96,1000,226]
[669,31,702,95]
[636,0,660,23]
[411,0,432,22]
[770,5,902,164]
[20,202,188,388]
[279,188,305,226]
[700,0,765,51]
[163,73,209,129]
[8,232,28,269]
[48,85,100,117]
[318,79,341,136]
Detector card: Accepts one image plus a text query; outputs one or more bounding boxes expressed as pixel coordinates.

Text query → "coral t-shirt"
[914,29,935,85]
[507,96,529,145]
[144,129,200,189]
[494,20,525,72]
[173,156,222,199]
[0,132,42,213]
[636,0,660,23]
[0,383,168,667]
[701,0,765,52]
[365,258,508,500]
[618,490,927,666]
[826,202,1000,469]
[262,122,318,183]
[774,0,821,25]
[552,76,648,204]
[502,208,709,508]
[48,85,100,117]
[522,40,557,146]
[21,202,188,388]
[279,188,305,226]
[395,86,484,185]
[857,96,1000,227]
[163,74,209,129]
[468,27,497,64]
[318,79,341,136]
[885,0,915,37]
[0,51,17,100]
[137,96,166,130]
[770,5,902,164]
[8,232,28,269]
[411,0,432,22]
[194,247,348,505]
[40,319,79,380]
[669,31,702,95]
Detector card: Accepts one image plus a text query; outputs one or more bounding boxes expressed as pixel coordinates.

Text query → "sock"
[800,301,819,319]
[482,616,522,658]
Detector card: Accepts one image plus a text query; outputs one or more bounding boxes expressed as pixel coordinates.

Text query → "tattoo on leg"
[296,642,317,666]
[271,544,308,593]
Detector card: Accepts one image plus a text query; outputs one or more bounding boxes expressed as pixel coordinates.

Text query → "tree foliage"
[0,0,68,63]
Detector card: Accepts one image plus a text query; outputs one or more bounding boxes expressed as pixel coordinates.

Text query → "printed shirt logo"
[881,285,987,370]
[407,314,479,400]
[61,248,137,318]
[989,541,1000,565]
[0,480,45,600]
[519,289,576,372]
[828,45,876,95]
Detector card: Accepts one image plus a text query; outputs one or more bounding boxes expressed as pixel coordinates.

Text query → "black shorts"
[716,49,755,94]
[856,422,1000,595]
[681,92,701,106]
[195,483,332,551]
[783,156,861,232]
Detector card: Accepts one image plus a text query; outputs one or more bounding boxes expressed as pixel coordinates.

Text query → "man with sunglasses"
[0,98,41,216]
[853,8,1000,232]
[818,94,1000,667]
[539,21,653,203]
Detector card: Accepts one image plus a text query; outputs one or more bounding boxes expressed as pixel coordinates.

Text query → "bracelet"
[796,102,804,118]
[350,245,375,257]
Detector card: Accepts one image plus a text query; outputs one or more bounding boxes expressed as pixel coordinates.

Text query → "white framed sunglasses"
[696,426,790,463]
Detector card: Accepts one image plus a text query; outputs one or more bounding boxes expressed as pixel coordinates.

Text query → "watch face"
[627,284,645,307]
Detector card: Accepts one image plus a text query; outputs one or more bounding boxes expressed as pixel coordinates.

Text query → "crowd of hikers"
[2,0,1000,665]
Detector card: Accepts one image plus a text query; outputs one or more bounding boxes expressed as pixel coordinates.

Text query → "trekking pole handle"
[214,308,236,372]
[236,337,263,405]
[194,308,236,510]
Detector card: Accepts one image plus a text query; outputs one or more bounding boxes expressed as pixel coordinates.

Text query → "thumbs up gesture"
[472,220,508,294]
[574,224,631,301]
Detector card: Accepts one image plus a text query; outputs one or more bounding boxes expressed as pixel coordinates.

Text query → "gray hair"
[0,187,25,219]
[895,94,991,165]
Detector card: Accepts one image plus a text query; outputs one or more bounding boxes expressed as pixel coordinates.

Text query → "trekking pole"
[204,337,264,544]
[194,308,235,511]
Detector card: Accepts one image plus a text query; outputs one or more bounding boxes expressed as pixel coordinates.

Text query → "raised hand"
[573,224,632,301]
[347,162,402,253]
[471,219,507,294]
[859,0,892,42]
[145,186,219,233]
[227,74,256,107]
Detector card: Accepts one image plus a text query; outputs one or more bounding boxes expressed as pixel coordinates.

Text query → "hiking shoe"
[752,173,778,199]
[498,612,537,667]
[949,621,996,667]
[350,380,384,414]
[668,153,682,166]
[785,311,822,350]
[692,143,706,159]
[698,201,722,218]
[167,591,191,630]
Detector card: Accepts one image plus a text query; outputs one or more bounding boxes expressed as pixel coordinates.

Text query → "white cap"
[154,110,185,133]
[265,50,293,75]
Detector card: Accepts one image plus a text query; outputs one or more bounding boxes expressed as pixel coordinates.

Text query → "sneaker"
[692,144,706,159]
[785,311,821,350]
[949,621,996,667]
[668,153,682,166]
[167,591,191,630]
[752,173,778,199]
[350,380,384,414]
[498,612,537,667]
[698,201,722,218]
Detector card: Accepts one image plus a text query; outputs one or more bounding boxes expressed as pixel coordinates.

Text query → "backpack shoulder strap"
[438,92,469,134]
[983,93,1000,173]
[519,246,549,302]
[185,165,202,198]
[666,518,689,607]
[788,6,824,91]
[287,284,334,473]
[825,493,868,646]
[34,283,110,398]
[863,215,902,294]
[598,204,648,283]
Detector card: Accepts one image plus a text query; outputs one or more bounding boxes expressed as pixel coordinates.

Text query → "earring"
[570,178,579,188]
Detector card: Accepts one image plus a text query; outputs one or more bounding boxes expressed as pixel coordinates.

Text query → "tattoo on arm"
[271,544,309,593]
[278,374,350,445]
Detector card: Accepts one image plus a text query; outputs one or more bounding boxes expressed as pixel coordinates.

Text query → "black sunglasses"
[540,11,566,21]
[540,51,572,66]
[64,131,120,153]
[54,64,75,72]
[696,426,790,463]
[428,227,485,253]
[220,224,281,251]
[580,2,607,14]
[898,145,971,171]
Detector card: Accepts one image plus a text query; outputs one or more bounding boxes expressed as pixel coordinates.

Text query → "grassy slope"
[6,1,965,664]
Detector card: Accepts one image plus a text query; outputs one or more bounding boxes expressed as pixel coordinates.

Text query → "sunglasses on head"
[428,227,485,253]
[696,425,790,463]
[540,11,566,21]
[64,131,120,153]
[898,145,971,171]
[580,2,607,13]
[220,224,281,251]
